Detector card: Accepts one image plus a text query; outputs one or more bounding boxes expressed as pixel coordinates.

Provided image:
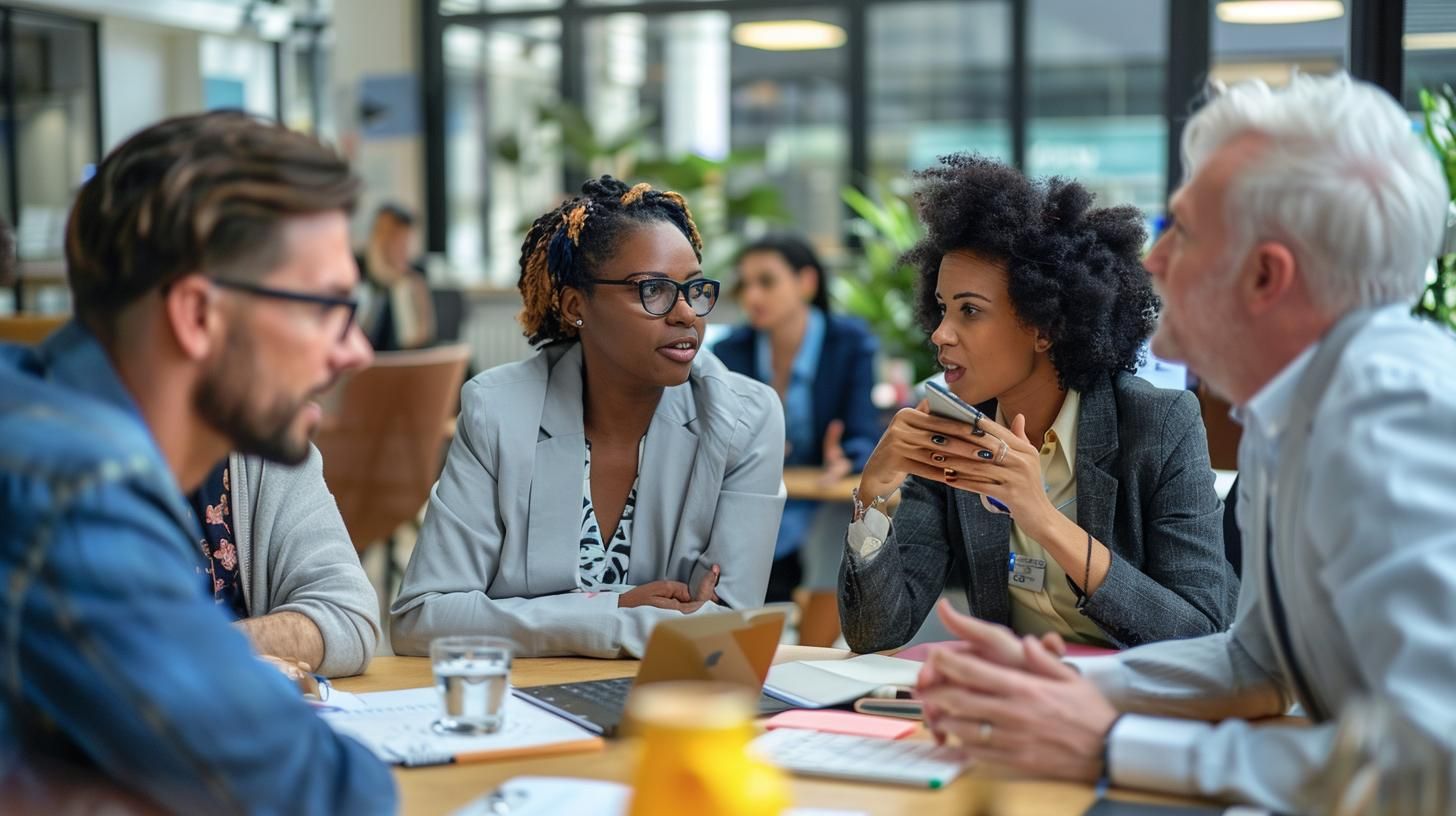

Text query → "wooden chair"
[1197,382,1242,471]
[0,314,66,345]
[313,344,471,597]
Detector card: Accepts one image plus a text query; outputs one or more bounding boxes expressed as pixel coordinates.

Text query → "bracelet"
[1075,531,1094,610]
[1083,531,1093,598]
[1100,713,1124,785]
[850,487,888,523]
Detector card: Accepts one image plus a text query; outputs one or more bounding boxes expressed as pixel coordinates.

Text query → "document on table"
[764,654,923,709]
[319,687,602,766]
[453,776,868,816]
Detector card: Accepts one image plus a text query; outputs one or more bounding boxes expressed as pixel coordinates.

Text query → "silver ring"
[978,721,993,745]
[994,440,1009,465]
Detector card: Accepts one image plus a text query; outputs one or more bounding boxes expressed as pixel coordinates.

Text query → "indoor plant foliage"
[1417,86,1456,331]
[833,183,936,384]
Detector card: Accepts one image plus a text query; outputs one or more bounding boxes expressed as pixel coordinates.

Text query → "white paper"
[452,776,867,816]
[321,687,596,766]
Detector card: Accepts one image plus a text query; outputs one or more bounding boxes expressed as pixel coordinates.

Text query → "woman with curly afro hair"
[839,154,1235,652]
[392,176,785,658]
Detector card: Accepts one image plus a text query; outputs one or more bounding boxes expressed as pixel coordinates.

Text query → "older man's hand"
[916,601,1119,783]
[924,599,1068,670]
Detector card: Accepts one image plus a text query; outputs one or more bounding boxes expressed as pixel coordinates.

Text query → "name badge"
[1007,552,1047,593]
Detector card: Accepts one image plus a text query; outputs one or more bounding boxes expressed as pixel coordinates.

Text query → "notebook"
[320,687,603,767]
[763,654,922,709]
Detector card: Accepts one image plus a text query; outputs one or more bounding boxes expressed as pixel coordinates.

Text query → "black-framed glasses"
[594,276,721,317]
[211,278,359,340]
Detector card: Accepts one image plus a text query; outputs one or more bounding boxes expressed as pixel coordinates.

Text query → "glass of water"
[429,635,514,735]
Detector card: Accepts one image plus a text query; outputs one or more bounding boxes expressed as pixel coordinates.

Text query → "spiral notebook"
[320,687,604,767]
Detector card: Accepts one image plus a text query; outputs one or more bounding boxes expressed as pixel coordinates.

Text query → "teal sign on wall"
[909,117,1165,181]
[203,77,247,111]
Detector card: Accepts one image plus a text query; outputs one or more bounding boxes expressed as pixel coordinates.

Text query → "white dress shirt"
[1069,304,1456,812]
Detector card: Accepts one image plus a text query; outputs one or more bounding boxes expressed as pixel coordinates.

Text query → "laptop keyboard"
[549,677,633,708]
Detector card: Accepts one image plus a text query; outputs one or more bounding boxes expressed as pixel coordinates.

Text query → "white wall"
[99,17,201,150]
[331,0,424,247]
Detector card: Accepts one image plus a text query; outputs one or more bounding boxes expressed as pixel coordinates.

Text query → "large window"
[869,1,1011,184]
[1404,0,1456,112]
[2,8,100,314]
[445,17,562,284]
[428,0,1414,289]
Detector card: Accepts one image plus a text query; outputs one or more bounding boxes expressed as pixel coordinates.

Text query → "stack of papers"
[764,654,922,709]
[320,687,602,767]
[453,777,868,816]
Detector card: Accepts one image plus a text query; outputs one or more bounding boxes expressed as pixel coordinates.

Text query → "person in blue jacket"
[0,111,394,813]
[712,234,881,601]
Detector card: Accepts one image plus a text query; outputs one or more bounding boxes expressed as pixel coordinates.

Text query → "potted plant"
[1417,86,1456,331]
[833,183,935,390]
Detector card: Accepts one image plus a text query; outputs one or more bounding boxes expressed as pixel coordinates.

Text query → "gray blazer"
[390,342,786,659]
[229,446,381,677]
[839,372,1236,651]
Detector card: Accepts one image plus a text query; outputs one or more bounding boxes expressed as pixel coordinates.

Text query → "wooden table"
[337,654,1208,816]
[783,467,859,503]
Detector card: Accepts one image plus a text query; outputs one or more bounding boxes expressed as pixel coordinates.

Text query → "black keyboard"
[551,677,633,708]
[516,677,792,737]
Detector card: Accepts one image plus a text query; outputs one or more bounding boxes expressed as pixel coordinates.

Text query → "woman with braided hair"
[839,154,1236,653]
[391,176,785,658]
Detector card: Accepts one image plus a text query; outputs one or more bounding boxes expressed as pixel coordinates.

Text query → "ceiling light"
[731,20,846,51]
[1405,32,1456,51]
[1215,1,1345,25]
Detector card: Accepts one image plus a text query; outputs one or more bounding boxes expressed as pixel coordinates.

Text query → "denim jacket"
[0,323,396,815]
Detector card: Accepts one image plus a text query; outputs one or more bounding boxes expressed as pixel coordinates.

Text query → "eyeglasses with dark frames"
[210,278,359,340]
[593,276,721,317]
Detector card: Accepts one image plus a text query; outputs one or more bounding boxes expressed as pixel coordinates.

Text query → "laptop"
[513,609,792,736]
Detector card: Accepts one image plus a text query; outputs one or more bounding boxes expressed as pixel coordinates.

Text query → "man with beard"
[0,111,395,812]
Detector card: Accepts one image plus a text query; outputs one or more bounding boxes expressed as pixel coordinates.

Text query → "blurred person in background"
[839,154,1235,653]
[712,234,880,602]
[357,202,435,351]
[391,176,785,659]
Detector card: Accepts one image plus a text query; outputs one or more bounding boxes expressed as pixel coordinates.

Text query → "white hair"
[1181,73,1449,313]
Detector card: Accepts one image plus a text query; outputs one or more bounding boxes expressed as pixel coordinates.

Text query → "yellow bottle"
[625,682,791,816]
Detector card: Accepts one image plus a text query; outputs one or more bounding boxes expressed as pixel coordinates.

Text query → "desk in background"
[337,653,1210,816]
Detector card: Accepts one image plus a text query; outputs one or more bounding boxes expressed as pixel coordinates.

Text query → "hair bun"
[580,174,630,199]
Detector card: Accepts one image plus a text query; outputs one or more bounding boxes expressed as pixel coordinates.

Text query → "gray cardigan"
[389,342,786,659]
[839,372,1236,651]
[230,446,381,677]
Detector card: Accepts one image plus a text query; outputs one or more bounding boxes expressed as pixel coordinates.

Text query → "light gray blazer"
[389,342,786,659]
[840,372,1237,652]
[229,446,381,677]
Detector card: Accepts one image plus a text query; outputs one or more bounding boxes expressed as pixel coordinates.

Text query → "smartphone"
[924,379,986,427]
[923,380,1013,516]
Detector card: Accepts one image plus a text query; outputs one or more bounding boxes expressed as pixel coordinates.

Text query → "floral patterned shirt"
[187,459,248,620]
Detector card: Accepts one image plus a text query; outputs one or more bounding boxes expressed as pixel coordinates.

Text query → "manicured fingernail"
[977,449,994,460]
[972,428,986,437]
[931,434,947,446]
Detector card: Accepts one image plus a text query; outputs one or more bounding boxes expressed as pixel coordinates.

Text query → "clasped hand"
[618,564,720,612]
[915,600,1119,783]
[859,403,1057,535]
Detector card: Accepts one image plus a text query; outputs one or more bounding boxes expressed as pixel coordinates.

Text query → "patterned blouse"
[187,459,249,620]
[577,438,644,591]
